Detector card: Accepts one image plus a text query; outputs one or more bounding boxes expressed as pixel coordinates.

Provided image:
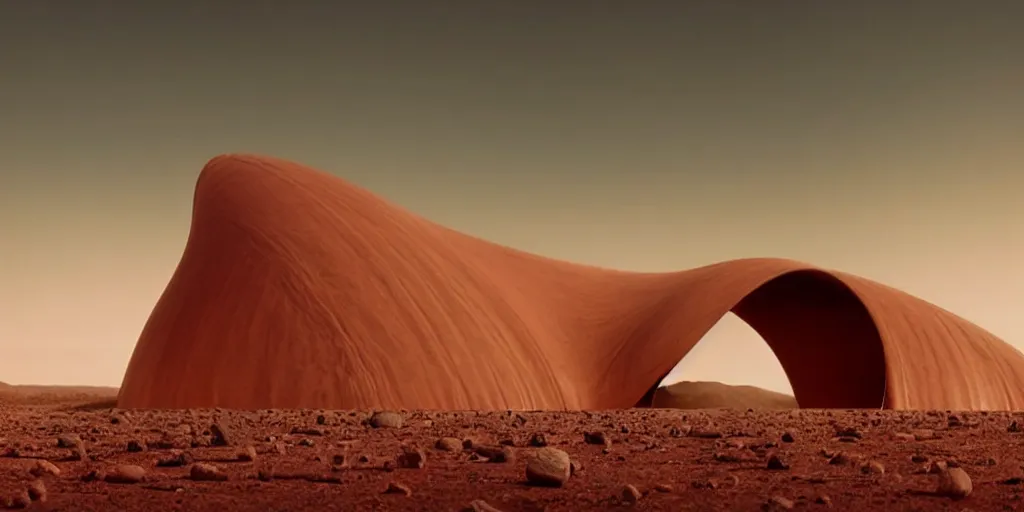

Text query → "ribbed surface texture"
[117,155,1024,411]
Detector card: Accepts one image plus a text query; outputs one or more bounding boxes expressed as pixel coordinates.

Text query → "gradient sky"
[2,2,1022,395]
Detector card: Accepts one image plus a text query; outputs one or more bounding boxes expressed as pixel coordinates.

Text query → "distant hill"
[0,379,796,410]
[0,381,119,407]
[652,381,797,409]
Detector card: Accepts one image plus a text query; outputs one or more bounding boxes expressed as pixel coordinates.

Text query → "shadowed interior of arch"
[634,270,888,409]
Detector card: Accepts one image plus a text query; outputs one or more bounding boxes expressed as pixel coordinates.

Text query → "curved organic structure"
[118,155,1024,411]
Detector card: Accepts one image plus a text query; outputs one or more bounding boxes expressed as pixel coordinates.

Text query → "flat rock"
[104,464,146,484]
[369,411,404,429]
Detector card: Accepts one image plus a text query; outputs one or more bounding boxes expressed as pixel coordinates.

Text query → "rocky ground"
[2,404,1024,511]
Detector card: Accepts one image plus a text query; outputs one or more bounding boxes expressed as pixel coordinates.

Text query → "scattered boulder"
[56,434,81,449]
[369,411,404,429]
[209,423,232,446]
[28,460,60,478]
[764,496,795,510]
[928,461,949,474]
[57,434,89,460]
[474,445,514,463]
[26,479,46,502]
[467,500,505,512]
[766,454,789,470]
[156,450,194,467]
[912,429,936,441]
[690,429,723,439]
[384,482,412,496]
[435,437,463,452]
[621,484,642,503]
[834,427,862,439]
[525,447,571,487]
[396,446,426,469]
[828,452,850,465]
[583,431,607,445]
[290,426,325,436]
[237,445,258,462]
[104,464,146,484]
[190,463,228,482]
[936,467,972,499]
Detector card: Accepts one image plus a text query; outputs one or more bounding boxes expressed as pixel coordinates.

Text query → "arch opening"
[637,270,887,409]
[644,313,796,409]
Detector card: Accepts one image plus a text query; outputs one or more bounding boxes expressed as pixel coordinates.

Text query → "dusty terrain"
[3,396,1024,511]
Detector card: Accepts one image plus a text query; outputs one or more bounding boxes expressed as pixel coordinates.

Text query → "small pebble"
[528,433,548,447]
[369,411,404,429]
[26,480,46,502]
[936,467,972,499]
[766,496,795,510]
[209,423,232,446]
[396,447,426,469]
[384,482,412,496]
[621,484,642,503]
[468,500,505,512]
[28,460,60,478]
[190,463,228,482]
[861,461,885,474]
[237,445,257,461]
[435,437,462,451]
[767,454,789,470]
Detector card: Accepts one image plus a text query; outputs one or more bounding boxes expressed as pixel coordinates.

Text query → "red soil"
[2,400,1023,511]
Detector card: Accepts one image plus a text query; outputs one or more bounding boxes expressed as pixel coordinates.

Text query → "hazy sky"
[2,2,1022,395]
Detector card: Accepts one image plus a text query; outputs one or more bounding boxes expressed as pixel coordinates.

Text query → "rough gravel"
[3,404,1024,511]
